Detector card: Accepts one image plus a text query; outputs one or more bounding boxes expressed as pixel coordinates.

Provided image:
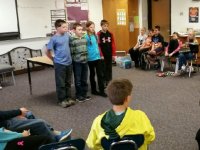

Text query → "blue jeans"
[73,61,88,98]
[6,118,56,142]
[54,63,72,102]
[178,52,193,69]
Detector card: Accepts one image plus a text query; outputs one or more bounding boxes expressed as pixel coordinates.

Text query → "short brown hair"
[55,19,66,28]
[73,22,82,30]
[154,25,160,31]
[106,79,133,105]
[100,19,109,26]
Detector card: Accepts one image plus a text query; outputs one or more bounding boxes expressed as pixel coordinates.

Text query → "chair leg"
[189,61,193,78]
[175,58,179,74]
[160,58,165,72]
[11,71,16,85]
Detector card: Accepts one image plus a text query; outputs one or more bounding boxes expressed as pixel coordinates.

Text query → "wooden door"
[151,0,170,41]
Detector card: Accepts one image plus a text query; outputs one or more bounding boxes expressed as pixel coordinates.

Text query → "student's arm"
[46,38,54,61]
[46,50,53,61]
[69,36,75,57]
[86,118,98,150]
[141,112,155,145]
[169,40,182,57]
[97,31,104,58]
[165,44,169,56]
[132,35,140,49]
[0,128,23,142]
[0,109,22,121]
[110,32,116,58]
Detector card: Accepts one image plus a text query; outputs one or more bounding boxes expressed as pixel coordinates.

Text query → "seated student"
[165,32,182,57]
[0,107,72,142]
[147,25,164,69]
[0,128,52,150]
[129,27,147,67]
[86,79,155,150]
[138,29,154,69]
[179,30,198,71]
[148,25,164,56]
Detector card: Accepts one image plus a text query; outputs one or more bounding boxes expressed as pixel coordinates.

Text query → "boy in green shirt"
[86,78,155,150]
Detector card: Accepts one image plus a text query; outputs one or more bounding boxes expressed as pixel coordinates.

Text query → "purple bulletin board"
[65,0,88,30]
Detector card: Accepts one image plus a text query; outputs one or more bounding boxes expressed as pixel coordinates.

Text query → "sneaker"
[83,96,91,101]
[76,97,87,103]
[99,92,108,97]
[58,100,71,108]
[0,86,2,90]
[55,129,73,142]
[181,65,186,71]
[68,98,76,105]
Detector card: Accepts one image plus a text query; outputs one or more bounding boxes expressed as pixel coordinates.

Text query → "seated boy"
[86,79,155,150]
[0,107,72,142]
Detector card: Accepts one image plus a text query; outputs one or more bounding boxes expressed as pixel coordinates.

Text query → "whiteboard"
[0,0,18,33]
[17,0,64,39]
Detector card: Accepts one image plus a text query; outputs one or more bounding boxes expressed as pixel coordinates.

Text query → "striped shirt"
[69,35,88,63]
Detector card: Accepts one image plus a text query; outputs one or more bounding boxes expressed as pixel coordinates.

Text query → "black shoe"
[92,91,100,95]
[99,92,107,97]
[135,63,139,68]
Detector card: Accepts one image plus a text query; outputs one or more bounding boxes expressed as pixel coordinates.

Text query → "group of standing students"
[46,19,116,107]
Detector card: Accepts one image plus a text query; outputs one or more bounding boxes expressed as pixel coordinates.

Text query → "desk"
[27,56,53,95]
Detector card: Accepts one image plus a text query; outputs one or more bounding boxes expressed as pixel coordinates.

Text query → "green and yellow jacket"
[86,107,155,150]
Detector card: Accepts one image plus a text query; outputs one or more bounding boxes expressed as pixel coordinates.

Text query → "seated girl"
[165,32,182,58]
[0,127,52,150]
[138,29,154,69]
[129,27,147,67]
[178,30,198,71]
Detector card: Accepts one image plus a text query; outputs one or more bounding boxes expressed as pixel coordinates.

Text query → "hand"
[22,130,30,137]
[169,53,173,57]
[165,52,169,57]
[112,56,116,61]
[101,56,104,60]
[20,107,29,117]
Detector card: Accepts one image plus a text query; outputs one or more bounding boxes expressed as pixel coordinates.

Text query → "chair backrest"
[110,140,138,150]
[101,134,144,150]
[39,138,85,150]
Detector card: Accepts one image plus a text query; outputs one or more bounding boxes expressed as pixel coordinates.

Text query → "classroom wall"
[0,0,103,55]
[138,0,148,30]
[171,0,200,33]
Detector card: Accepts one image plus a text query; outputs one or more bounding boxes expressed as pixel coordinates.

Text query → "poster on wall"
[65,0,88,30]
[189,7,199,23]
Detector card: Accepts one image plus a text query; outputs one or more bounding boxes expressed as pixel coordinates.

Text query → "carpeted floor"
[0,66,200,150]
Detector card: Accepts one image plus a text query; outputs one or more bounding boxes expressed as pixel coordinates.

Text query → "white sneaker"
[0,86,2,90]
[181,65,186,71]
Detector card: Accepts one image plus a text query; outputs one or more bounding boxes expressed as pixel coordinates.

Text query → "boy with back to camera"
[86,78,155,150]
[46,19,75,108]
[97,20,116,86]
[69,23,91,102]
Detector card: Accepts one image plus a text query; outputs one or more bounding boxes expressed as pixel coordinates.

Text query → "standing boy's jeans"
[178,52,193,69]
[102,56,112,84]
[7,118,56,142]
[73,61,88,98]
[88,59,104,93]
[54,63,72,102]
